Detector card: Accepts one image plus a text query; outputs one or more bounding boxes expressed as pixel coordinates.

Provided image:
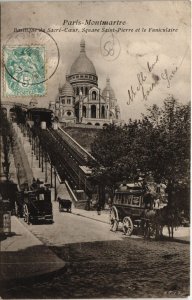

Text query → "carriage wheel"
[122,216,133,236]
[23,204,30,225]
[109,206,119,232]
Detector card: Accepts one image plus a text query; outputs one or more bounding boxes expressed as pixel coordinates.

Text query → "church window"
[85,75,88,78]
[67,111,72,116]
[91,105,96,118]
[81,87,83,94]
[92,91,96,100]
[67,98,71,104]
[62,99,65,104]
[101,106,105,118]
[83,106,86,118]
[85,87,88,95]
[77,87,79,95]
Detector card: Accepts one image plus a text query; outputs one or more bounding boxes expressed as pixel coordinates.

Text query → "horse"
[142,205,182,239]
[155,205,182,239]
[141,208,160,239]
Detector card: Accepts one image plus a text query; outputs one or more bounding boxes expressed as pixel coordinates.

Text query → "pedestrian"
[85,196,91,211]
[97,202,101,215]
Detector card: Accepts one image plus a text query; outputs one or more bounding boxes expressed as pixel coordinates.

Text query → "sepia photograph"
[0,1,190,299]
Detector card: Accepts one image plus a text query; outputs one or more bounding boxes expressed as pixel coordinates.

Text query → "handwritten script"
[127,55,178,105]
[100,33,121,61]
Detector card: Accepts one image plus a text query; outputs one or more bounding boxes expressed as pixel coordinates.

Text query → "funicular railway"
[31,125,94,198]
[14,106,96,201]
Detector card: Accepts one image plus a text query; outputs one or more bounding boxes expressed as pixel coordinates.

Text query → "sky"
[1,1,191,121]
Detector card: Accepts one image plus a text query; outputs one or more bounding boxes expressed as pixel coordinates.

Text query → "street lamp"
[54,168,57,201]
[31,150,33,168]
[16,163,20,186]
[44,153,48,183]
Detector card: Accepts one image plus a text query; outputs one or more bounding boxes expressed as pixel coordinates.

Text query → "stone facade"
[50,39,121,126]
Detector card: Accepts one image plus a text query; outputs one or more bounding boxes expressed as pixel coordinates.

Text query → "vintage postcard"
[0,1,190,299]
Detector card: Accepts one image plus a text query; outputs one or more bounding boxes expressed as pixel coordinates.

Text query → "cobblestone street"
[0,203,190,299]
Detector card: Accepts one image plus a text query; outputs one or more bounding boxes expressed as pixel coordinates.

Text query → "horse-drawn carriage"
[15,183,53,224]
[109,183,149,235]
[109,182,182,239]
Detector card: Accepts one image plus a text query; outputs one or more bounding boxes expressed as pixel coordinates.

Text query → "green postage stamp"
[3,46,46,96]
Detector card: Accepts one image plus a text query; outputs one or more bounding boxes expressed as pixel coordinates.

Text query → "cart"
[58,198,72,212]
[109,183,149,236]
[56,183,72,213]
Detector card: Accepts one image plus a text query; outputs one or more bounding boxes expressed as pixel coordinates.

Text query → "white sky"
[1,1,191,121]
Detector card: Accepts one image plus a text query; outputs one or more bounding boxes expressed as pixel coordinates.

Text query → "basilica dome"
[70,39,96,75]
[102,77,116,100]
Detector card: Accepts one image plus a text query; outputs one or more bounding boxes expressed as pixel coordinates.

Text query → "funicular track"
[36,127,94,194]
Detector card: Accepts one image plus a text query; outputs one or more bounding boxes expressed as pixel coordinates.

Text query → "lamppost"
[45,153,48,183]
[16,163,20,186]
[54,168,57,201]
[31,150,33,168]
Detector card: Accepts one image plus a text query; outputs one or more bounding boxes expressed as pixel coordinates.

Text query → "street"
[19,201,123,246]
[0,201,190,299]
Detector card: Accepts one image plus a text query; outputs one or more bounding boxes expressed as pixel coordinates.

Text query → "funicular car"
[15,182,53,224]
[109,183,148,235]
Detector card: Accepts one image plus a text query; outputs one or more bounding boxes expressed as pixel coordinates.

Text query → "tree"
[90,97,190,212]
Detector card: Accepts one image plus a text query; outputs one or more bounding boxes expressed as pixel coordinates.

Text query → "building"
[50,39,121,126]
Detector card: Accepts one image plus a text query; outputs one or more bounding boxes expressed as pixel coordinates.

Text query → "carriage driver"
[143,191,154,209]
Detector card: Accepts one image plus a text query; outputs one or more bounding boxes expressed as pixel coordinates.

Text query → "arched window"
[83,106,86,118]
[101,106,105,118]
[85,87,88,95]
[95,123,100,126]
[92,91,97,100]
[92,91,96,100]
[91,105,96,118]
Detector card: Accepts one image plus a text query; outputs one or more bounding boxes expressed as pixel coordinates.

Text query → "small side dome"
[102,77,116,100]
[61,80,74,97]
[29,98,38,107]
[116,104,120,112]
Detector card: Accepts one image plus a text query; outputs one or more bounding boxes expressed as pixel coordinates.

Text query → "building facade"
[50,39,121,126]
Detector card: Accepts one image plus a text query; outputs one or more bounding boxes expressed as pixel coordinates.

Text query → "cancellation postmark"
[3,28,60,97]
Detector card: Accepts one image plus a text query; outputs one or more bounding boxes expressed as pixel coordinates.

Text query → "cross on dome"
[80,38,85,52]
